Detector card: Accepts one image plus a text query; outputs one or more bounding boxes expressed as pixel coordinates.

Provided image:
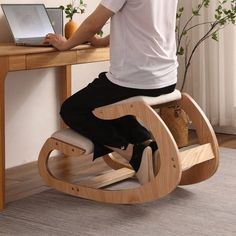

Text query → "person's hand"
[89,35,110,47]
[89,35,102,47]
[44,34,68,51]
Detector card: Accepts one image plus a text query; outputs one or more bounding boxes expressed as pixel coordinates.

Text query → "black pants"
[60,72,176,159]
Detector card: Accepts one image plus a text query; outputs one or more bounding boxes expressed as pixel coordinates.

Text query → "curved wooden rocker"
[38,90,219,204]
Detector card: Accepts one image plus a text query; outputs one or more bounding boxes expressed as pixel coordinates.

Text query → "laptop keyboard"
[17,37,45,45]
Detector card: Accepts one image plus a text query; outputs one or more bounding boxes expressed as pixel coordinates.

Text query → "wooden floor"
[5,132,236,204]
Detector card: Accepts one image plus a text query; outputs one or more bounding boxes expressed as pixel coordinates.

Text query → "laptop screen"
[1,4,55,40]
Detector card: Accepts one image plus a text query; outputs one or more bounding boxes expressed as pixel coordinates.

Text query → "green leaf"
[212,32,219,41]
[60,0,87,19]
[204,0,210,7]
[97,30,104,37]
[177,47,185,55]
[192,9,200,16]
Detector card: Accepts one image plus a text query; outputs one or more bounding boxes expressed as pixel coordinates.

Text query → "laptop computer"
[1,4,55,46]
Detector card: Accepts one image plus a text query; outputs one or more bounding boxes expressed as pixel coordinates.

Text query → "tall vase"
[65,20,78,39]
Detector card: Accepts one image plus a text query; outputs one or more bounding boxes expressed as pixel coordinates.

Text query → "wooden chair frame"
[38,92,219,204]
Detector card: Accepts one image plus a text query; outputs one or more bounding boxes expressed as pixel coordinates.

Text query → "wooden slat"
[179,143,215,170]
[79,168,135,189]
[0,43,92,56]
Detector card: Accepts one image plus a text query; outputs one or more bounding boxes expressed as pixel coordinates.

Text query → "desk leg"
[0,57,8,209]
[60,65,72,103]
[59,65,72,128]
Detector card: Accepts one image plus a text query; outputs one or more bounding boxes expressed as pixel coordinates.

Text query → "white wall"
[0,0,109,168]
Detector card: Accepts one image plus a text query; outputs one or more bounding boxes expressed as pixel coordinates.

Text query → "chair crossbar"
[79,167,135,189]
[179,143,215,170]
[52,129,94,155]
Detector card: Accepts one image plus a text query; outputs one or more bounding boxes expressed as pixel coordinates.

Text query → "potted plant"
[161,0,236,147]
[60,0,87,39]
[176,0,236,91]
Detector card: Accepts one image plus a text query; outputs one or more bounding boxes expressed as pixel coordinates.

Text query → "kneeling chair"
[38,90,219,204]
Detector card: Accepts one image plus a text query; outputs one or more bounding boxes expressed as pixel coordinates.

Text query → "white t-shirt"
[100,0,178,89]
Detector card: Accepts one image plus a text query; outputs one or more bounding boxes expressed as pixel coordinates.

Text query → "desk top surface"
[0,43,97,56]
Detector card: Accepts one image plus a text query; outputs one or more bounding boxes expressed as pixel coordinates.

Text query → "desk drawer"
[77,48,110,64]
[26,51,77,69]
[9,55,26,71]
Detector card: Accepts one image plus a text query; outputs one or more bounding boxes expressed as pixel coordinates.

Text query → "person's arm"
[44,4,113,50]
[89,35,110,47]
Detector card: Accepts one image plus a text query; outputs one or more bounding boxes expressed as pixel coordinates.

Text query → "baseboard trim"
[213,126,236,135]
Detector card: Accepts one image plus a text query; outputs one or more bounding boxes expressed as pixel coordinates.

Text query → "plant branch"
[177,14,195,53]
[178,0,236,91]
[185,21,215,31]
[177,0,207,53]
[181,23,219,91]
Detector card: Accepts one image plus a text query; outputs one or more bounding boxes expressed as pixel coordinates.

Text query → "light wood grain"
[0,43,110,209]
[0,43,91,56]
[37,92,219,204]
[49,138,86,156]
[102,153,131,170]
[179,143,215,170]
[59,65,72,128]
[0,56,8,209]
[176,93,219,185]
[39,100,181,204]
[5,133,235,204]
[79,168,135,189]
[60,65,72,104]
[0,44,109,71]
[26,51,77,69]
[8,55,26,71]
[77,48,110,64]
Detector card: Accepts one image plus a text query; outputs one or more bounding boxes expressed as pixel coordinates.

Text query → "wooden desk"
[0,43,109,209]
